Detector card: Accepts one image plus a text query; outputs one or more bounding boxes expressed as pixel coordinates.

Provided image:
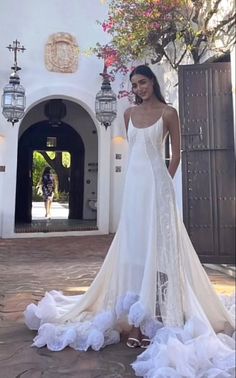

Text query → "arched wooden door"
[178,62,235,263]
[15,121,85,223]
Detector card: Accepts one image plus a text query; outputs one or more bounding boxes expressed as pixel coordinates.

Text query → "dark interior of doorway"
[15,121,98,233]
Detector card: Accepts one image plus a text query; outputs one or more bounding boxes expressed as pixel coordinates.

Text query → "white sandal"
[140,338,151,348]
[126,337,141,348]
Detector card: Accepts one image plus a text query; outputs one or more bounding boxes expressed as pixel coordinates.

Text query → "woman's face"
[131,74,154,101]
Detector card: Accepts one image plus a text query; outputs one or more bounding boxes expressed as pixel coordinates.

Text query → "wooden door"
[178,62,235,263]
[16,121,85,223]
[15,145,32,223]
[68,150,84,220]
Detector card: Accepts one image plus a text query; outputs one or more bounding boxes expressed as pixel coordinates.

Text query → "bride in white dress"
[24,65,235,377]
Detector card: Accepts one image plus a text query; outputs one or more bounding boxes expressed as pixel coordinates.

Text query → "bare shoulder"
[162,105,179,136]
[124,106,134,130]
[163,105,179,125]
[124,107,133,118]
[164,105,178,118]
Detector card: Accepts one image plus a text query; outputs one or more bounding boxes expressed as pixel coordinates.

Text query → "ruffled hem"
[132,316,235,377]
[24,291,162,351]
[133,293,236,378]
[24,291,235,377]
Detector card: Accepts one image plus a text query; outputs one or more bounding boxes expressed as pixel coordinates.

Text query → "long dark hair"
[42,166,51,177]
[130,65,166,105]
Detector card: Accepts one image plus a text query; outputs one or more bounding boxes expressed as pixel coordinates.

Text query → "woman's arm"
[124,107,132,132]
[164,106,181,178]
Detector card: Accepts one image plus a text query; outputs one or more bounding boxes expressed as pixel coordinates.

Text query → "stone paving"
[0,235,235,378]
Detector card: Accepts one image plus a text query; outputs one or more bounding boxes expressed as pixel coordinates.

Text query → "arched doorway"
[14,97,100,234]
[15,121,85,223]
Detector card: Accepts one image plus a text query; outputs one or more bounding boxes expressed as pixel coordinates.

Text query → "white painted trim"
[97,126,111,233]
[1,125,18,238]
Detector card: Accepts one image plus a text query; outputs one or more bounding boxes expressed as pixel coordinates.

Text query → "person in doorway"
[24,65,235,377]
[41,166,55,220]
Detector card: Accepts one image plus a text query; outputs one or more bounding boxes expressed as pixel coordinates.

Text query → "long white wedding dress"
[25,116,235,377]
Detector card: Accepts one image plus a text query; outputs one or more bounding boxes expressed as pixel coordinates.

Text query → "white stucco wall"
[0,0,115,237]
[231,46,236,155]
[0,134,6,235]
[1,0,233,238]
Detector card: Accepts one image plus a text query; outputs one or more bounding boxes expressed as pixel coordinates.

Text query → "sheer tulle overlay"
[24,118,235,377]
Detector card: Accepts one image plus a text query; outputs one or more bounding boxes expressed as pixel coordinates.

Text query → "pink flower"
[118,90,131,99]
[102,17,114,32]
[144,9,153,17]
[151,22,160,30]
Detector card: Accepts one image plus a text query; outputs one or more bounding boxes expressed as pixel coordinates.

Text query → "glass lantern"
[1,71,26,125]
[95,75,117,129]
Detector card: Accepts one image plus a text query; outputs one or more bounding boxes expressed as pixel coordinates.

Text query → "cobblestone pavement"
[0,235,235,378]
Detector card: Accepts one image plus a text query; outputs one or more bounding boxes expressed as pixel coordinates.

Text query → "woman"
[41,166,55,219]
[25,66,235,377]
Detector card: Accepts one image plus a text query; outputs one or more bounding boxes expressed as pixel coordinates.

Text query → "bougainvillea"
[94,0,235,71]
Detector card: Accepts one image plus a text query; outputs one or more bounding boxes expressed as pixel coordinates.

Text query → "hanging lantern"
[2,71,26,126]
[95,66,117,129]
[1,40,26,126]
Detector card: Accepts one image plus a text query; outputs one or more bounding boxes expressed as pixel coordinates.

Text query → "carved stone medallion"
[45,33,79,73]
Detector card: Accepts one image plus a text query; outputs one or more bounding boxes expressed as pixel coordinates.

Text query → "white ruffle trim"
[25,291,235,377]
[32,318,120,352]
[116,292,163,338]
[24,291,162,351]
[220,293,235,321]
[132,316,235,378]
[132,292,236,378]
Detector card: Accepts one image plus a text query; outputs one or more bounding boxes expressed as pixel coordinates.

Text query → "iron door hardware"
[181,126,203,140]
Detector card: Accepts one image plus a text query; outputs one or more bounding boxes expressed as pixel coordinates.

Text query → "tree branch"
[204,0,222,28]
